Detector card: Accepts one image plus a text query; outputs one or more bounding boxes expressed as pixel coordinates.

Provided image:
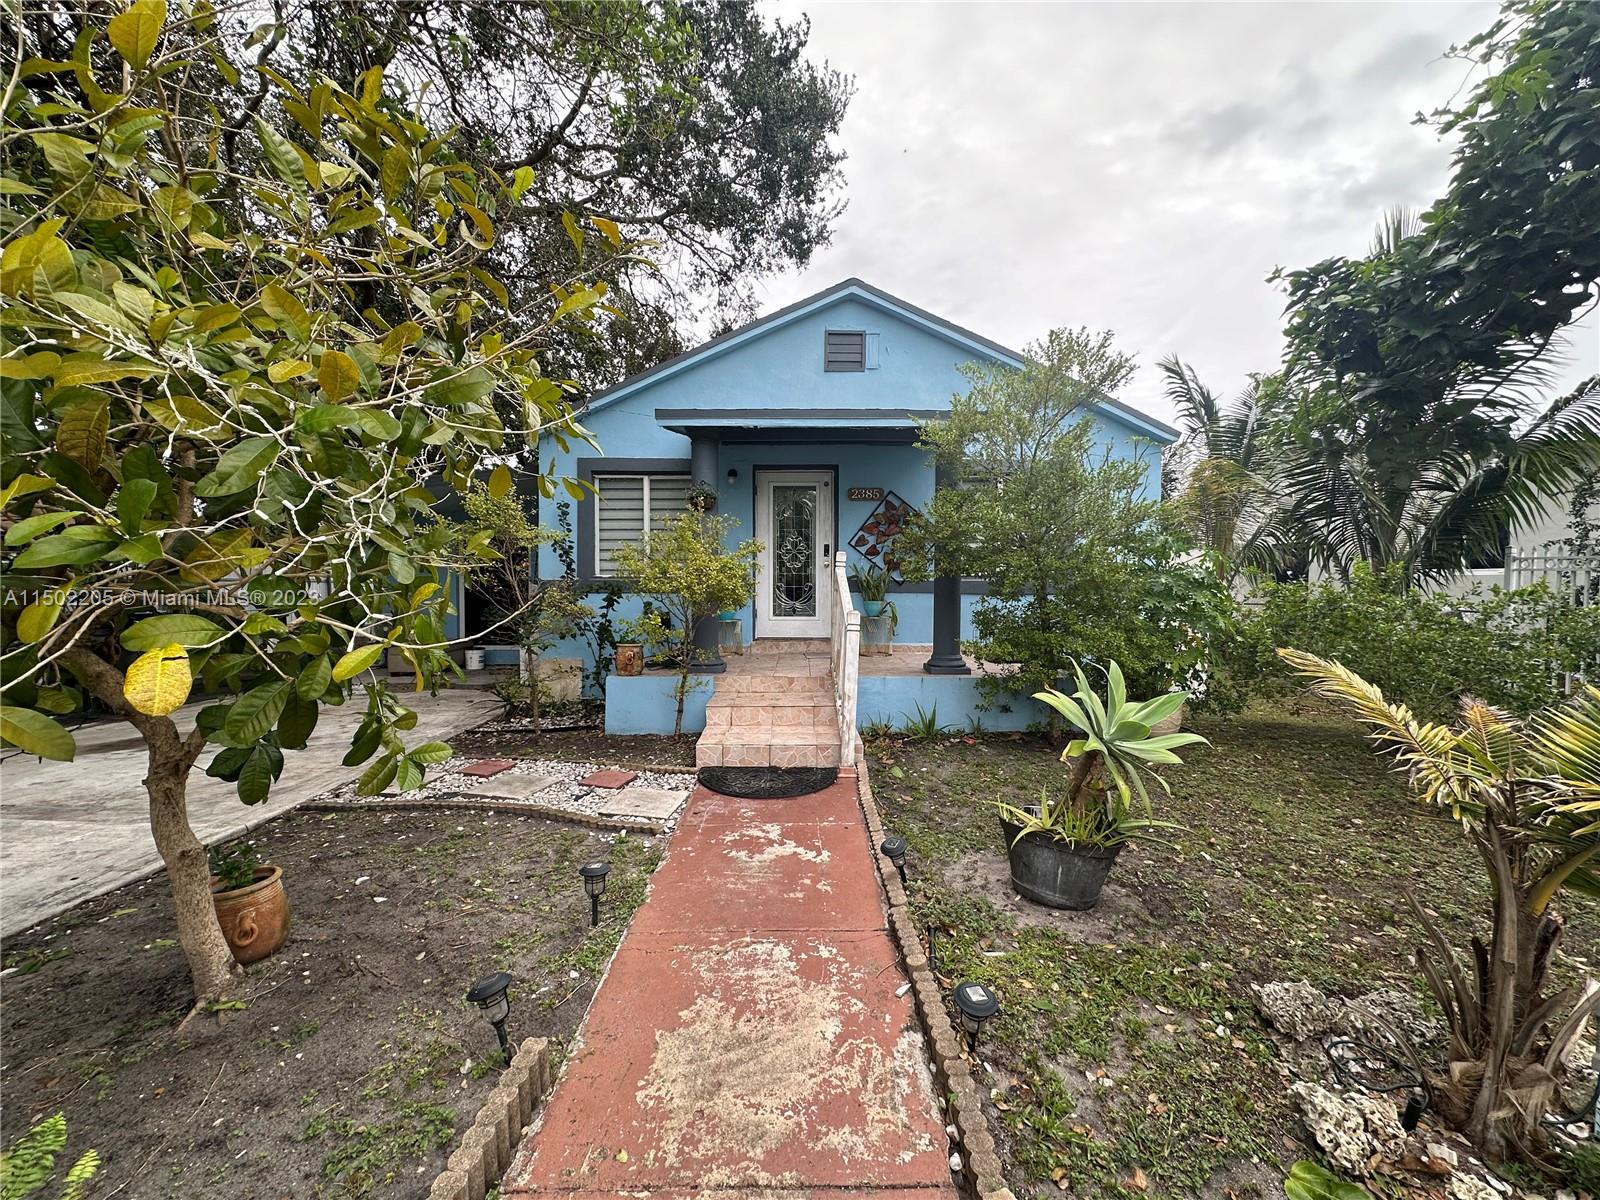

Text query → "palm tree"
[1281,649,1600,1167]
[1284,373,1600,585]
[1280,205,1600,586]
[1158,356,1298,584]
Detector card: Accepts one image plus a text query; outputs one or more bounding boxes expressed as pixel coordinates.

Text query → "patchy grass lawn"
[0,807,661,1200]
[868,700,1599,1200]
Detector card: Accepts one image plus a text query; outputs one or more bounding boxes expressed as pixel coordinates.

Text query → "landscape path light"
[879,835,908,885]
[579,861,611,927]
[466,971,513,1060]
[953,980,999,1052]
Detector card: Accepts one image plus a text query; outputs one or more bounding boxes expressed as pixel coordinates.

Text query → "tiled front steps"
[695,673,839,768]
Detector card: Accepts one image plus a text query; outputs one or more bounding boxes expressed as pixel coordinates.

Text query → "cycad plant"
[1279,649,1600,1165]
[998,662,1208,848]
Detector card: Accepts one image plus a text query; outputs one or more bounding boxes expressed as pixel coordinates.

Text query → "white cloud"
[749,0,1598,423]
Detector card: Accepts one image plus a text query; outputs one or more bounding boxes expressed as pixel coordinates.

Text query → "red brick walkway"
[502,774,956,1199]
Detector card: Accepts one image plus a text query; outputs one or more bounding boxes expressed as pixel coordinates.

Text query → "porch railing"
[830,551,860,768]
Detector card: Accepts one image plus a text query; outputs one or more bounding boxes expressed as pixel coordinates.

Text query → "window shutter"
[595,476,644,575]
[824,330,866,372]
[648,476,691,529]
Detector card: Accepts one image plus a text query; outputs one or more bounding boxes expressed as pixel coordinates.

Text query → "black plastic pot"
[999,816,1123,910]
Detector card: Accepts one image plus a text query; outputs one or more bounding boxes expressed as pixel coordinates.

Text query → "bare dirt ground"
[0,806,661,1200]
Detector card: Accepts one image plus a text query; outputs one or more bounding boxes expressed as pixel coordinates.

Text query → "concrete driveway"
[0,687,498,937]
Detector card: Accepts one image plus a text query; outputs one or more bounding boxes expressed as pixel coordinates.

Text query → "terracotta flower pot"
[615,643,644,677]
[211,865,290,964]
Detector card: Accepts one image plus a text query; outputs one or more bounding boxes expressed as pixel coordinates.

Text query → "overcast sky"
[750,0,1599,428]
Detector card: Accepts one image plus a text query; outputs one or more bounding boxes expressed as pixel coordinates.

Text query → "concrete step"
[695,737,841,768]
[703,707,835,731]
[711,674,832,694]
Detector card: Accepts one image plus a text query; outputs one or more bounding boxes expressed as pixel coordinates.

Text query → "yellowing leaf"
[107,0,167,70]
[16,582,73,643]
[56,398,109,470]
[0,705,76,761]
[332,643,384,682]
[260,282,310,341]
[380,144,410,202]
[0,351,61,379]
[592,216,622,249]
[52,354,164,387]
[268,358,311,383]
[487,463,513,499]
[123,643,192,716]
[318,349,359,401]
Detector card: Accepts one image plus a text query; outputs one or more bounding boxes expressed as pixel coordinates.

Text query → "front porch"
[603,637,1042,740]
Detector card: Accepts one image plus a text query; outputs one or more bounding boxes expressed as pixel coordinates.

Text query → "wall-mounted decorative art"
[848,490,919,583]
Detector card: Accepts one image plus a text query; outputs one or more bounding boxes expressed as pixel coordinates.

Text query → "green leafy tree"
[0,6,625,1006]
[15,0,851,415]
[902,328,1236,713]
[450,474,588,730]
[612,511,759,736]
[1276,2,1600,581]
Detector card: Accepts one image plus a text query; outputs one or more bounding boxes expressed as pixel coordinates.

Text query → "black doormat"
[698,766,838,798]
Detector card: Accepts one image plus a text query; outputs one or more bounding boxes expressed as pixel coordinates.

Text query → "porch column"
[689,432,725,674]
[923,457,970,675]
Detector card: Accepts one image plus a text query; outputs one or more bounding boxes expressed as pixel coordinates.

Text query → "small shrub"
[208,842,260,893]
[900,703,953,741]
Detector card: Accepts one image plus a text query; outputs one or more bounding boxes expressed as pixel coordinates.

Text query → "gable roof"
[581,278,1178,443]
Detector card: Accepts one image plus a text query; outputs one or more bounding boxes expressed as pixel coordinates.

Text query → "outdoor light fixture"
[466,971,513,1059]
[579,861,611,927]
[879,835,908,885]
[1401,1092,1426,1132]
[726,468,738,486]
[953,980,1000,1052]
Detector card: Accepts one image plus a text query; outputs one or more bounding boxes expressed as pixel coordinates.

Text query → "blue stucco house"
[486,279,1175,742]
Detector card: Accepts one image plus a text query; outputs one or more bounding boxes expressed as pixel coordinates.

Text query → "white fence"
[1504,550,1598,605]
[829,551,860,768]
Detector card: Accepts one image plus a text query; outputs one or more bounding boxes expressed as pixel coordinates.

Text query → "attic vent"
[824,330,866,372]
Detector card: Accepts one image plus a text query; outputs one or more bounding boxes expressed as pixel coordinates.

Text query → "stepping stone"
[595,787,689,821]
[579,768,637,789]
[461,773,561,802]
[461,759,516,777]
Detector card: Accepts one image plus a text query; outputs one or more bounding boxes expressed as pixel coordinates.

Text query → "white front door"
[754,470,835,638]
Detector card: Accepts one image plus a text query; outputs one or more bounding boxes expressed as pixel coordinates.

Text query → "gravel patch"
[323,757,693,828]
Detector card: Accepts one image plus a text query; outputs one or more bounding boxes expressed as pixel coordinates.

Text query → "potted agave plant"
[997,661,1208,909]
[209,841,291,964]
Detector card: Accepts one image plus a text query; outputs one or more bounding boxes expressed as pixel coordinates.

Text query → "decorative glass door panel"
[772,485,818,617]
[754,470,834,637]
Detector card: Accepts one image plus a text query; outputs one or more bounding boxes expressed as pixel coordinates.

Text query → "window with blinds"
[593,474,691,575]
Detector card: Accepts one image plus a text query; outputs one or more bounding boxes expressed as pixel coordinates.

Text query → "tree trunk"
[147,733,244,1003]
[63,648,243,1004]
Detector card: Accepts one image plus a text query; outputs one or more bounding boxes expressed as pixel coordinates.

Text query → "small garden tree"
[902,328,1237,712]
[450,479,588,730]
[612,512,759,736]
[1281,650,1600,1166]
[0,4,628,1009]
